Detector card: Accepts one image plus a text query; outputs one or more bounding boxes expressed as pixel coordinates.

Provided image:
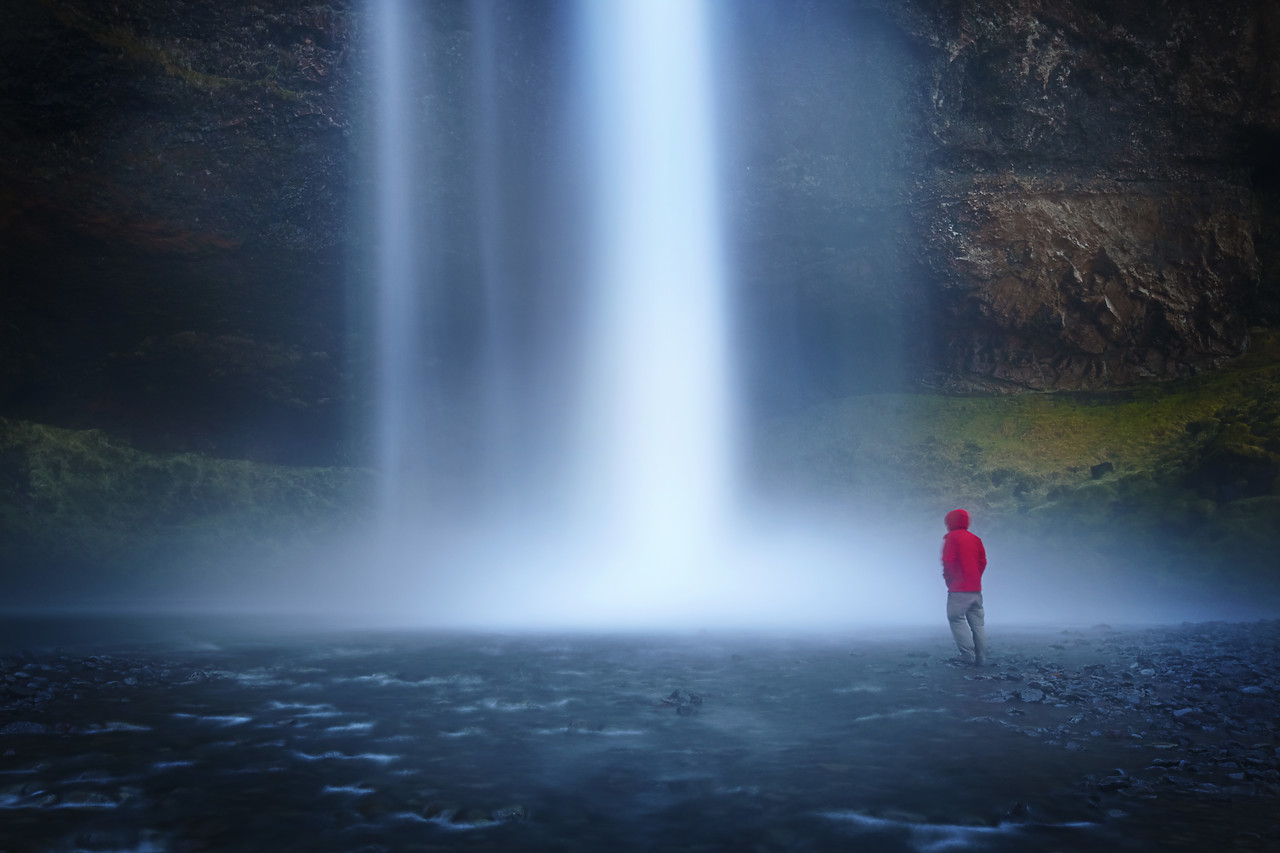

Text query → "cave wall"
[2,0,1278,463]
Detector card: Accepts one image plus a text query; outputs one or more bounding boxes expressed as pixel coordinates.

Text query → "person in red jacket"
[942,508,987,666]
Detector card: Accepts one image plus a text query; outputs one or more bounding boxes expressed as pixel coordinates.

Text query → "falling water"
[469,0,519,503]
[361,0,925,629]
[370,0,429,525]
[564,0,738,616]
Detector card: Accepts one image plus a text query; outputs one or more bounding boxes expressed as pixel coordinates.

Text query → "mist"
[85,1,1275,632]
[339,0,916,633]
[123,485,1264,635]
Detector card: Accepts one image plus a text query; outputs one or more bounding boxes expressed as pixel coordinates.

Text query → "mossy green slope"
[761,332,1280,592]
[0,419,373,602]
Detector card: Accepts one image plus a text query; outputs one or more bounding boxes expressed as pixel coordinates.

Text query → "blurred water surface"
[1,620,1275,851]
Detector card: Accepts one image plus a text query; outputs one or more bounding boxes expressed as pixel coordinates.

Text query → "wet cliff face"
[1,0,1278,463]
[0,0,358,463]
[912,0,1280,391]
[728,0,1280,401]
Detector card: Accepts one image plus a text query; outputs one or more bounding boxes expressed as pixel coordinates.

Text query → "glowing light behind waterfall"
[569,0,738,610]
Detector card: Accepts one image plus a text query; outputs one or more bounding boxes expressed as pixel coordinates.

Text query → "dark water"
[1,619,1277,851]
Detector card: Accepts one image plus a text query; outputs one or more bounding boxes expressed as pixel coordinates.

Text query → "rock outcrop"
[910,0,1280,390]
[925,177,1257,390]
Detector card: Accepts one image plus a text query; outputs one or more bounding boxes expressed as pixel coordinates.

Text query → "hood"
[945,508,970,531]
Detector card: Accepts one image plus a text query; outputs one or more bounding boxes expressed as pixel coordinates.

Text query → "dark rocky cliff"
[2,0,1278,463]
[727,0,1280,402]
[914,0,1280,391]
[1,0,357,463]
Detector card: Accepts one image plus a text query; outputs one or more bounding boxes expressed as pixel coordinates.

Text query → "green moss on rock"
[0,418,373,601]
[760,331,1280,588]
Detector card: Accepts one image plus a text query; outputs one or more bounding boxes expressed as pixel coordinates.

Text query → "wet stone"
[492,804,529,822]
[1,621,1279,849]
[662,689,703,716]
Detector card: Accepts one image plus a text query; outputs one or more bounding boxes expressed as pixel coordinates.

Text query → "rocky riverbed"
[1,619,1277,851]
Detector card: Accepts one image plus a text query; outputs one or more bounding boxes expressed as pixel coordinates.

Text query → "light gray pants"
[947,592,987,664]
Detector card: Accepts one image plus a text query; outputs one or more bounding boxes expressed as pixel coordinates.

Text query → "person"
[942,508,987,666]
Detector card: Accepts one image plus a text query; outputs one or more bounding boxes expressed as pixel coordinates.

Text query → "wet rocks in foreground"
[661,689,704,716]
[958,621,1280,810]
[0,620,1277,851]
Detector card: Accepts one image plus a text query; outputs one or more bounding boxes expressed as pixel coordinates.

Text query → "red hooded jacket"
[942,508,986,593]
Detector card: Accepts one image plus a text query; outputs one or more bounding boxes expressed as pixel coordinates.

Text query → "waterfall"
[565,0,738,614]
[370,0,431,525]
[363,0,771,627]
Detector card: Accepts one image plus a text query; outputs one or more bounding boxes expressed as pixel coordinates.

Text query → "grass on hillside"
[760,331,1280,586]
[0,418,373,594]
